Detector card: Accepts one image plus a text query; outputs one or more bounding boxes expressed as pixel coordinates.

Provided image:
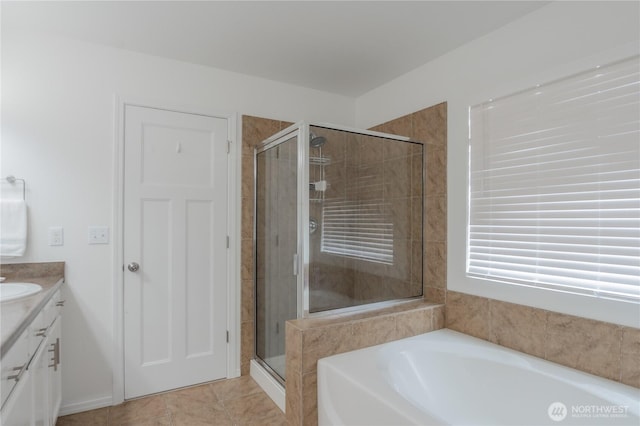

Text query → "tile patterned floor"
[56,376,286,426]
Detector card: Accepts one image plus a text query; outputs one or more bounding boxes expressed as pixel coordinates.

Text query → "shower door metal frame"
[253,119,425,384]
[253,125,303,384]
[254,123,307,316]
[254,121,421,321]
[300,122,420,317]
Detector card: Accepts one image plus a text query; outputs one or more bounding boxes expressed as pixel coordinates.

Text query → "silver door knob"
[127,262,140,272]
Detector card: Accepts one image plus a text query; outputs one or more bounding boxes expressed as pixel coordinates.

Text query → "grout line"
[218,398,236,425]
[542,308,549,360]
[161,392,172,426]
[487,297,493,341]
[618,326,625,382]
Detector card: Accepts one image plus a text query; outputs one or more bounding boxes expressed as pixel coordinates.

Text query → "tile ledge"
[288,299,442,330]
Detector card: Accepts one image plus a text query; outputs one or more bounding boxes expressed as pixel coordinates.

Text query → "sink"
[0,283,43,302]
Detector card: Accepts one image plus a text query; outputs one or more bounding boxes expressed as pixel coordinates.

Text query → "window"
[468,56,640,303]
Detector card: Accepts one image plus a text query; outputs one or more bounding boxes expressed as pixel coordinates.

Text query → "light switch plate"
[48,227,64,246]
[88,226,109,244]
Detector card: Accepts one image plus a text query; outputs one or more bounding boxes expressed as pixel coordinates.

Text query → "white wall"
[1,29,354,412]
[355,1,640,327]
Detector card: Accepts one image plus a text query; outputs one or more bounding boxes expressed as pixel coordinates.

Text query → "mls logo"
[548,402,568,422]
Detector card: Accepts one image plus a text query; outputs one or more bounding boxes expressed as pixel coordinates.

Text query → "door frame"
[112,96,240,405]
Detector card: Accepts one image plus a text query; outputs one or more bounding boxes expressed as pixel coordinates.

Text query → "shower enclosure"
[254,122,424,383]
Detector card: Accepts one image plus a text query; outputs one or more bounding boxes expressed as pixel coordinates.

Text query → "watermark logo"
[548,402,567,422]
[547,402,629,422]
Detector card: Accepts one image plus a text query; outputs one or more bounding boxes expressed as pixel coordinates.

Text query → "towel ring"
[5,176,26,200]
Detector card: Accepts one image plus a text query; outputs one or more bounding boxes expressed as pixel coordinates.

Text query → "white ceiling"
[2,1,548,97]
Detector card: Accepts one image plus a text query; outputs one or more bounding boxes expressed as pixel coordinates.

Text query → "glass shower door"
[255,133,298,381]
[307,125,424,314]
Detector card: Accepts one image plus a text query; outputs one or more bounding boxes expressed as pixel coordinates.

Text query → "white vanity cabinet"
[1,289,64,426]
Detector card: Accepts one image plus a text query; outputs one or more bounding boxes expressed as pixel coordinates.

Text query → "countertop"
[0,262,65,358]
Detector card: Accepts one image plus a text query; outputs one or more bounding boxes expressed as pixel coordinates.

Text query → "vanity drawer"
[28,310,46,357]
[0,326,29,409]
[43,290,64,327]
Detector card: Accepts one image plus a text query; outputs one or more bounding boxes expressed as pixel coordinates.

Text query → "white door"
[123,105,229,399]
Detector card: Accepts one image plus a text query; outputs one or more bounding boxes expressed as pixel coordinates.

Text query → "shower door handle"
[293,254,298,276]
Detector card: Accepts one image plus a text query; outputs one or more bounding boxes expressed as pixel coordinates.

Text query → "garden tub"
[317,329,639,425]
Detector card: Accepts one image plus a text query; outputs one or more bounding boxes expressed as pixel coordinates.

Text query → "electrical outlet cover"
[88,226,109,244]
[48,227,64,246]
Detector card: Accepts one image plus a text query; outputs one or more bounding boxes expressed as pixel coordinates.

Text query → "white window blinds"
[321,199,394,264]
[468,56,640,303]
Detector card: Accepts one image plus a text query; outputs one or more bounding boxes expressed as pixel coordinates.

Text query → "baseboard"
[250,360,285,413]
[59,395,113,417]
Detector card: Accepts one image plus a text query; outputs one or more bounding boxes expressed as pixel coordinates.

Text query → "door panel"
[141,199,171,365]
[142,125,214,186]
[185,200,215,358]
[124,105,228,399]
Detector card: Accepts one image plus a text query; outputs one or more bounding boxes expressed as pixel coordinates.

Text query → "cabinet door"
[31,336,49,426]
[46,317,61,426]
[1,328,29,409]
[0,368,33,426]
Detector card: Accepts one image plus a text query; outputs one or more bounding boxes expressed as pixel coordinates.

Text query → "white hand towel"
[0,200,27,257]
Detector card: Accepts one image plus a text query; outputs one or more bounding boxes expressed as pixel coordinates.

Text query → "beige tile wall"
[369,103,448,304]
[308,126,423,311]
[446,291,640,388]
[308,127,353,312]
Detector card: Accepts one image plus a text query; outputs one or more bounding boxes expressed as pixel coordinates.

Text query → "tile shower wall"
[241,105,447,375]
[308,127,423,312]
[308,127,354,312]
[446,291,640,388]
[369,102,448,305]
[350,132,422,304]
[284,103,448,425]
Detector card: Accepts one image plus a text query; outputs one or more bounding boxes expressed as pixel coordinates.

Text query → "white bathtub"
[318,329,640,426]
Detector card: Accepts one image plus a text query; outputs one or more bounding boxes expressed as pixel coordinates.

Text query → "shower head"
[310,132,327,148]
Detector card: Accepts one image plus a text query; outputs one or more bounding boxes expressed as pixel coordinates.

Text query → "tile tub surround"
[0,261,65,357]
[285,301,445,426]
[446,290,640,388]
